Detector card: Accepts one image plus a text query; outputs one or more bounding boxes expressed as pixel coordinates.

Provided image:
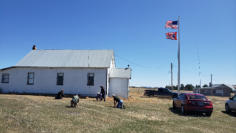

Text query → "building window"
[27,72,34,85]
[216,90,223,94]
[57,73,64,85]
[1,73,9,83]
[87,73,94,86]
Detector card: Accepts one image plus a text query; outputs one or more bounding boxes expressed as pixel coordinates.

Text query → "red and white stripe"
[165,20,178,29]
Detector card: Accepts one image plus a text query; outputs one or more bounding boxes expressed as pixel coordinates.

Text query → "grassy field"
[0,88,236,133]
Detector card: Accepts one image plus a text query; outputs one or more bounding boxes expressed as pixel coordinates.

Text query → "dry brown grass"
[0,87,236,133]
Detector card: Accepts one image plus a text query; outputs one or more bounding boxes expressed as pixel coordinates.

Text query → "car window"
[233,96,236,101]
[163,89,169,93]
[189,95,207,100]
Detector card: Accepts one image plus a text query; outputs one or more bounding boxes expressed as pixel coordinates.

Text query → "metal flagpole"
[177,16,180,94]
[171,62,173,90]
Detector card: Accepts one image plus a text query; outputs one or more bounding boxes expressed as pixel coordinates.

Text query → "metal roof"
[200,84,235,91]
[15,50,114,68]
[110,68,131,78]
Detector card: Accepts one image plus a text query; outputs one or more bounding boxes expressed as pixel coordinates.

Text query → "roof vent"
[125,64,130,70]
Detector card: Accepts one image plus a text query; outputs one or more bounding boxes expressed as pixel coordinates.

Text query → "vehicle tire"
[181,105,185,115]
[173,102,176,110]
[206,112,212,117]
[225,104,231,113]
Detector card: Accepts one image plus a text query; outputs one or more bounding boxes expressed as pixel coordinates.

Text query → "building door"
[109,78,128,98]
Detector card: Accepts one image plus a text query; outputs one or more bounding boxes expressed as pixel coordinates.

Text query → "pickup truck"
[157,88,178,98]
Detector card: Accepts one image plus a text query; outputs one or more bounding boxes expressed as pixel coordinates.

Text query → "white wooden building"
[0,49,131,98]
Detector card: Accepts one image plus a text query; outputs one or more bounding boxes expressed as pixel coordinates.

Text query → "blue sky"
[0,0,235,87]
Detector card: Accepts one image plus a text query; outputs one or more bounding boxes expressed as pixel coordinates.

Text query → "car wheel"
[206,112,212,117]
[173,102,176,110]
[181,105,185,115]
[225,104,231,113]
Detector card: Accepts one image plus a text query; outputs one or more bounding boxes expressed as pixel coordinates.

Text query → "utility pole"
[171,63,173,90]
[210,74,213,87]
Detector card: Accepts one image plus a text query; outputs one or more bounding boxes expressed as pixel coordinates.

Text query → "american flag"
[165,20,178,29]
[166,32,177,40]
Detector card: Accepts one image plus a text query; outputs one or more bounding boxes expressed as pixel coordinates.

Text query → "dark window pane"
[87,73,94,86]
[2,73,9,83]
[27,72,34,85]
[57,73,64,85]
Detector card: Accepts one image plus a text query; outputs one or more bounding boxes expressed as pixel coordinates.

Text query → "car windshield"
[188,95,207,100]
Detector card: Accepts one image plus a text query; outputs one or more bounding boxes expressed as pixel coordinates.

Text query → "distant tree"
[165,85,171,89]
[203,84,208,87]
[185,84,194,91]
[165,85,176,90]
[173,86,177,90]
[174,84,184,90]
[209,82,212,87]
[181,84,184,90]
[195,85,201,88]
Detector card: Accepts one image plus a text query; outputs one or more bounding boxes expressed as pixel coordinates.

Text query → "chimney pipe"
[32,45,37,50]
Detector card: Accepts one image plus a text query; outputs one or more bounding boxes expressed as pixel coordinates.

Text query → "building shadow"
[221,111,236,117]
[169,107,211,117]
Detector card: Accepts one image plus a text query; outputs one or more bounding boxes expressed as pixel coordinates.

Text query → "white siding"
[108,78,129,98]
[0,68,107,97]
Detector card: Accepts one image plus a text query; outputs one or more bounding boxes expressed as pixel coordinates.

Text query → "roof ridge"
[34,49,114,51]
[15,49,114,67]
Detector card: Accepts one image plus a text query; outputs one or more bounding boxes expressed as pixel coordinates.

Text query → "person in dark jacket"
[112,95,124,109]
[100,86,106,101]
[96,92,102,101]
[55,89,64,99]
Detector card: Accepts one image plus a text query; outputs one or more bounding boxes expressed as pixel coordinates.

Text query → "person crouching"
[71,94,79,108]
[96,92,102,101]
[112,95,125,109]
[55,89,64,99]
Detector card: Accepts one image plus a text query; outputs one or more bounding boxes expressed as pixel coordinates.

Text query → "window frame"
[57,72,64,86]
[1,73,9,83]
[87,73,94,86]
[27,72,35,85]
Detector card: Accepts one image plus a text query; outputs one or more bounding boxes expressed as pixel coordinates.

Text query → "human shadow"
[169,107,211,117]
[65,105,74,108]
[221,111,236,117]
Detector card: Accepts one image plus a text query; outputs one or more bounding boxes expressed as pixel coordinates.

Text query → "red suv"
[173,93,213,116]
